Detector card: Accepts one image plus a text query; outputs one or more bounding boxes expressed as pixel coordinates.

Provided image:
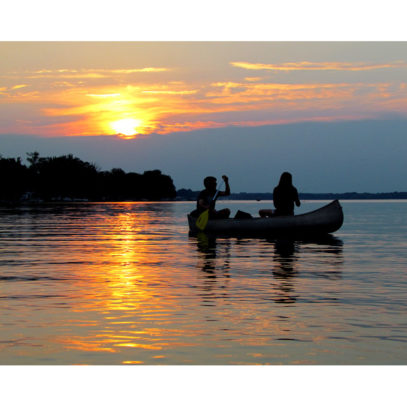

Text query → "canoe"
[188,200,344,236]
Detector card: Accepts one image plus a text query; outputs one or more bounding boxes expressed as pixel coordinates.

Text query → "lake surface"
[0,200,406,365]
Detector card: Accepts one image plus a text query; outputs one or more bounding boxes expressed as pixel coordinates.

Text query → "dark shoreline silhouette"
[1,152,176,203]
[177,189,407,201]
[2,152,407,204]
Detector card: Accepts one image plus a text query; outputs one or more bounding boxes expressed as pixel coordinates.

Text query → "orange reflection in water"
[86,209,158,304]
[54,206,191,361]
[50,205,345,364]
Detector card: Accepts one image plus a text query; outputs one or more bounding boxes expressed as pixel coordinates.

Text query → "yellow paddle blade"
[195,209,209,230]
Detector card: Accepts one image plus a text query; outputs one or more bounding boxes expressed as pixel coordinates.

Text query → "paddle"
[195,181,224,231]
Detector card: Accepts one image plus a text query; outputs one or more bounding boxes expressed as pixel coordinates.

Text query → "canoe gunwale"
[188,200,344,236]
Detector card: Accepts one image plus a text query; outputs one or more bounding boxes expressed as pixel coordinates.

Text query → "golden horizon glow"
[2,75,407,137]
[1,42,407,138]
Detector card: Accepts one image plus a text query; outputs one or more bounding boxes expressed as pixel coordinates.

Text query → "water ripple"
[0,201,406,364]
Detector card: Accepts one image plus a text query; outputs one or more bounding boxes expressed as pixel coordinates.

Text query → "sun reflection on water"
[48,205,202,362]
[6,201,395,365]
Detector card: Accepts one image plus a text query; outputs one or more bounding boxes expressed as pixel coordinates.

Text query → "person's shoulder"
[198,189,209,198]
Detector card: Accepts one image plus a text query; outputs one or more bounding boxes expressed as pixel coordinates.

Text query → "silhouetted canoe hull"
[188,200,344,236]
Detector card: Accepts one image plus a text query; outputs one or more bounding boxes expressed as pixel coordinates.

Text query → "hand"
[222,175,229,182]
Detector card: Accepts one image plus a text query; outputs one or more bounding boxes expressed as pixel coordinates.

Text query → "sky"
[1,42,407,192]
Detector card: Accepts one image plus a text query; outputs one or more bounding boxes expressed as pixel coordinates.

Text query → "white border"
[2,0,407,41]
[1,366,406,406]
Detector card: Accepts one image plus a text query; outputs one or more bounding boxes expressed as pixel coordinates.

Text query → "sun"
[111,118,142,139]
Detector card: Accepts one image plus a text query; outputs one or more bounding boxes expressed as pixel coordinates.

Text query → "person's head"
[204,176,217,190]
[279,172,293,187]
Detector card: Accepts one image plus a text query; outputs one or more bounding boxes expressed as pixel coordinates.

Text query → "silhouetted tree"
[0,156,29,201]
[26,151,40,167]
[142,170,176,200]
[1,152,177,203]
[99,168,127,200]
[27,153,99,200]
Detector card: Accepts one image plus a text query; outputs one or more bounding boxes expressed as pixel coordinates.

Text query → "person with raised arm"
[192,175,231,219]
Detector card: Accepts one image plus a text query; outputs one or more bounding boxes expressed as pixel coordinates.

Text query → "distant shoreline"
[176,190,407,201]
[2,194,407,206]
[3,153,407,204]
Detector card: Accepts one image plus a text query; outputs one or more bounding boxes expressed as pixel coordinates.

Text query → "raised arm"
[218,175,230,197]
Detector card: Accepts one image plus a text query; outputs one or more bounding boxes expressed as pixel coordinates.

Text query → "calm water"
[0,200,406,365]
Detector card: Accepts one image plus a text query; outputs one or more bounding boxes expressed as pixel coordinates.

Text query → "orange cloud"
[109,68,168,73]
[2,59,407,138]
[231,61,407,71]
[29,78,407,136]
[11,84,28,90]
[0,84,30,95]
[28,73,107,79]
[206,81,367,104]
[142,90,197,95]
[34,69,79,74]
[22,67,170,79]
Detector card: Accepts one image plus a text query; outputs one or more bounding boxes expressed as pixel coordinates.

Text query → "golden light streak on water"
[1,201,407,364]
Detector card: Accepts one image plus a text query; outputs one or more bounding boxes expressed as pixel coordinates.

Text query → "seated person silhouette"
[191,175,231,219]
[259,172,300,217]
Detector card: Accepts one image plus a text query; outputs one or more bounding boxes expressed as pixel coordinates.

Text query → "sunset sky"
[1,42,407,192]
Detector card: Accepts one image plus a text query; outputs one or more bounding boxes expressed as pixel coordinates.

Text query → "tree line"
[176,189,407,200]
[1,152,176,202]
